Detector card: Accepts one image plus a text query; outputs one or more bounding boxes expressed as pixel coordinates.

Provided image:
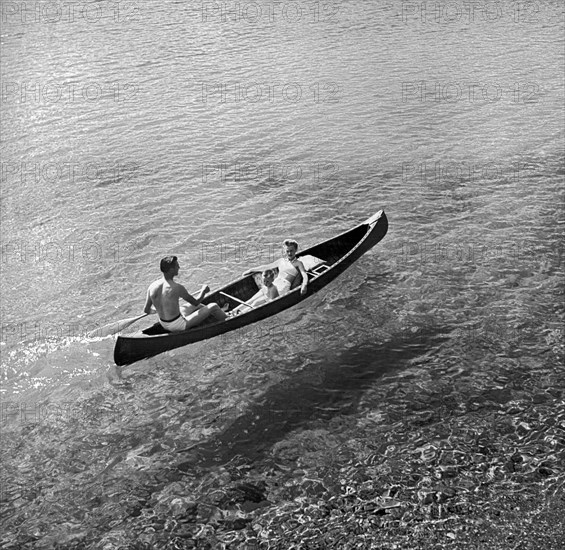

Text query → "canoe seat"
[142,323,170,335]
[299,254,325,271]
[310,263,330,276]
[300,254,328,277]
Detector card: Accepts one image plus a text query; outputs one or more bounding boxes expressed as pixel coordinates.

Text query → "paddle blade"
[88,314,148,338]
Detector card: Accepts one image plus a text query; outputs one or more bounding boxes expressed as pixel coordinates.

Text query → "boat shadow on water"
[178,328,449,469]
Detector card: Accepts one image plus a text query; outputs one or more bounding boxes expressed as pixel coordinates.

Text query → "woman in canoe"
[243,239,309,296]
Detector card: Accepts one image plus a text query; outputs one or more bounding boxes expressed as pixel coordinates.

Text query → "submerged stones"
[2,341,564,549]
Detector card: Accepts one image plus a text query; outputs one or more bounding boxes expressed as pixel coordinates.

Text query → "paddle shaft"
[120,313,148,328]
[219,291,255,309]
[88,313,149,338]
[93,285,208,337]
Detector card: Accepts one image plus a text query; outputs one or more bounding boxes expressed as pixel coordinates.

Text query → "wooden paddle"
[88,313,149,338]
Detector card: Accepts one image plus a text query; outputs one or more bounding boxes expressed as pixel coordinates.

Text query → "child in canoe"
[229,269,279,315]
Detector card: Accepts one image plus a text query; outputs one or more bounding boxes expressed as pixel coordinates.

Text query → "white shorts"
[273,277,292,295]
[159,314,187,332]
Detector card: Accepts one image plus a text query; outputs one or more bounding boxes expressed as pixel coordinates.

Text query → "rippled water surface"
[1,1,563,548]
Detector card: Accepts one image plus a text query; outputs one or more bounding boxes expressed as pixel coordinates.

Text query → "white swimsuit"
[278,259,299,280]
[159,314,187,332]
[273,278,292,295]
[274,258,299,295]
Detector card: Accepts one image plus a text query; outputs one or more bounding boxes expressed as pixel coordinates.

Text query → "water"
[1,1,563,548]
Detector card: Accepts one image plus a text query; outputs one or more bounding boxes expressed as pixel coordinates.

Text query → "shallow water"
[1,0,563,548]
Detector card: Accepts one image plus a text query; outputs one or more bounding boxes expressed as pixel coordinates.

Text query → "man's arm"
[296,261,308,295]
[193,284,210,303]
[178,284,208,307]
[143,289,155,314]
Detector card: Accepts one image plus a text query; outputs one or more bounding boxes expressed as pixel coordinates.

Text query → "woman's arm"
[243,259,279,277]
[296,261,308,295]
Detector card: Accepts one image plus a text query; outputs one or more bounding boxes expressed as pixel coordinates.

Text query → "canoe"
[114,210,388,366]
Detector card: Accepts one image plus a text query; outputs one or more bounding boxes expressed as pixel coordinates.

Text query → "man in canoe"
[243,239,308,296]
[144,256,227,332]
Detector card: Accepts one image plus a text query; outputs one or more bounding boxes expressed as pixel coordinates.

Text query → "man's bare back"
[144,256,226,332]
[147,279,190,321]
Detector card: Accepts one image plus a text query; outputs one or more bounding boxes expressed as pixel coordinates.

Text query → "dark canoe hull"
[114,210,388,366]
